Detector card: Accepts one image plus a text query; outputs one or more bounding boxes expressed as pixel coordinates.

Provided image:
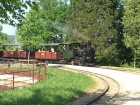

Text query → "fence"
[0,61,47,91]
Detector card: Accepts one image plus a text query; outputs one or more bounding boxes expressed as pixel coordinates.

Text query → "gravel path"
[48,64,140,105]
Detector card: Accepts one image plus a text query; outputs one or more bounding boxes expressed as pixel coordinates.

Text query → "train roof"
[39,43,61,46]
[60,42,80,45]
[39,42,80,46]
[1,43,20,46]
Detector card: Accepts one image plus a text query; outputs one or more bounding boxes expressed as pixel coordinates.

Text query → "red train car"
[35,43,61,61]
[35,51,61,60]
[2,43,27,59]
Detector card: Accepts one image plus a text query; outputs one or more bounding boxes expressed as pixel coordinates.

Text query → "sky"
[2,24,16,35]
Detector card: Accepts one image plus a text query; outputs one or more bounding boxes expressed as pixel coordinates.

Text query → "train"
[0,41,96,66]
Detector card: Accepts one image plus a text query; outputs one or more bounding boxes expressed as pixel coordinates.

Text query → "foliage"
[0,67,95,105]
[123,0,140,49]
[66,0,122,66]
[39,0,68,43]
[16,9,44,51]
[123,0,140,68]
[17,0,68,50]
[115,0,133,66]
[0,0,37,26]
[0,25,11,50]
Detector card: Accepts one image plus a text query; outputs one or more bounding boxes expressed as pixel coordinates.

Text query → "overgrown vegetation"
[0,67,95,105]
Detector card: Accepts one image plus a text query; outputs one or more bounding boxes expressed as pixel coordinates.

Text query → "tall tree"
[17,0,68,50]
[39,0,68,43]
[16,9,44,51]
[67,0,121,66]
[116,0,133,67]
[123,0,140,68]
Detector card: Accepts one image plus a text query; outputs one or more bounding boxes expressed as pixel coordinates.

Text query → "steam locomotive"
[60,40,95,66]
[0,41,96,66]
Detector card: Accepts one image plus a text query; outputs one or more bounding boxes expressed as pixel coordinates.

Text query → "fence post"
[33,61,34,70]
[39,66,41,82]
[32,69,34,84]
[44,64,47,78]
[20,61,22,70]
[8,60,11,69]
[13,72,14,89]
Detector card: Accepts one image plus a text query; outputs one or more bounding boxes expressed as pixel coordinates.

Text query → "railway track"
[51,65,120,105]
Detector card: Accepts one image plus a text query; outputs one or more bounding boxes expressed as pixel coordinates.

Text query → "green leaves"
[123,0,140,68]
[0,0,37,26]
[67,0,123,66]
[17,9,44,50]
[16,0,68,50]
[39,0,68,43]
[123,0,140,49]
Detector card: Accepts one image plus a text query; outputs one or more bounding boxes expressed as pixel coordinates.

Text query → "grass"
[0,66,96,105]
[101,66,140,73]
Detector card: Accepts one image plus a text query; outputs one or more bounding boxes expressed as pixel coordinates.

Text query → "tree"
[17,9,45,64]
[0,0,36,26]
[115,0,133,67]
[123,0,140,68]
[17,0,68,50]
[67,0,121,66]
[16,9,45,51]
[39,0,68,43]
[0,25,11,50]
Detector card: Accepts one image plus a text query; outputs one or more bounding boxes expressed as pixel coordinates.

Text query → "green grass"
[101,66,140,73]
[0,67,95,105]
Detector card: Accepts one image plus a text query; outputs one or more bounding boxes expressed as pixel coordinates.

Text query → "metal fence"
[0,61,47,91]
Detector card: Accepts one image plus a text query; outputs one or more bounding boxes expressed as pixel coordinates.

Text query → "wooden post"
[32,69,34,84]
[13,72,14,89]
[27,50,30,65]
[39,66,41,81]
[33,61,34,70]
[8,60,11,69]
[44,64,47,78]
[20,61,22,70]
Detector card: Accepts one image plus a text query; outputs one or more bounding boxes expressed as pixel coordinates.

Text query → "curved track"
[49,64,120,105]
[90,73,120,105]
[48,64,140,105]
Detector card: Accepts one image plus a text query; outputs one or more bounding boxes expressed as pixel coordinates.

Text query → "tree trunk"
[28,50,30,65]
[134,49,136,68]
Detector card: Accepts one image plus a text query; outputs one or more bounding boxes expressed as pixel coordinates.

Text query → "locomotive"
[74,41,95,66]
[0,41,96,66]
[61,40,95,66]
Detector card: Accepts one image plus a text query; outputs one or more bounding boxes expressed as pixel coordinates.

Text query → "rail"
[0,62,47,91]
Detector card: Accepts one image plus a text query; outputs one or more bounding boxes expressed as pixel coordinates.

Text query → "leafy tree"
[0,25,11,50]
[115,0,133,67]
[16,9,45,51]
[39,0,68,43]
[67,0,121,66]
[17,0,68,50]
[123,0,140,68]
[0,0,37,26]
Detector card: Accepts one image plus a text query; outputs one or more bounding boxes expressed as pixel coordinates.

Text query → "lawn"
[0,66,96,105]
[101,66,140,73]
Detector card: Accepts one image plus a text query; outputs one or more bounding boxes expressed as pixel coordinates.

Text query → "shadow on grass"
[0,86,85,105]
